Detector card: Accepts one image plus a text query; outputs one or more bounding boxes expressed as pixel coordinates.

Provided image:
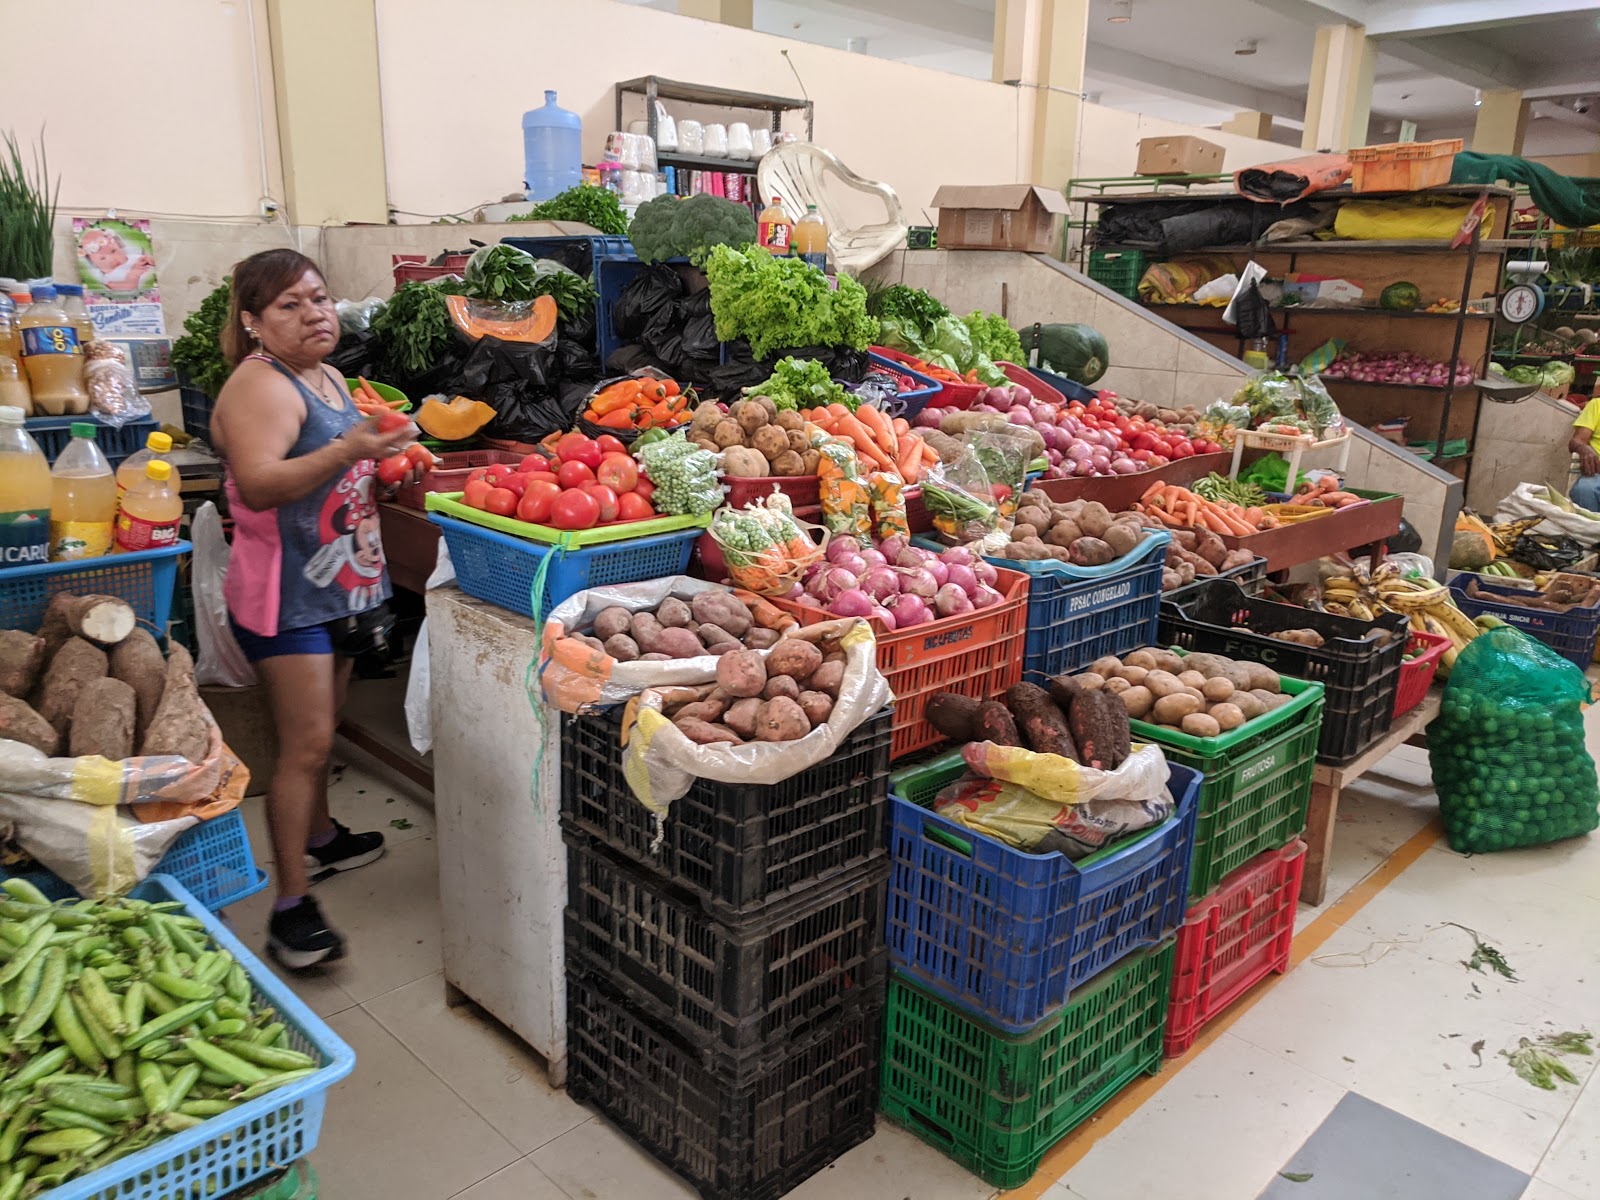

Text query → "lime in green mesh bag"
[1430,625,1599,853]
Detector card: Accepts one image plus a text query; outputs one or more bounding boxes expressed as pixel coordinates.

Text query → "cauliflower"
[628,194,758,266]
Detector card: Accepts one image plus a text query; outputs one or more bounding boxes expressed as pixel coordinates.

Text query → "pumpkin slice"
[415,395,497,441]
[446,293,558,344]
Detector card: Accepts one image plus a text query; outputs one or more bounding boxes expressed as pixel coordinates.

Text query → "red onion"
[887,593,931,627]
[895,544,932,570]
[896,566,938,599]
[867,604,898,630]
[1011,386,1033,404]
[879,534,910,565]
[971,584,1003,609]
[945,563,979,597]
[934,583,974,616]
[1112,457,1141,474]
[858,565,900,604]
[1007,408,1032,426]
[831,551,867,577]
[940,546,974,567]
[830,588,874,618]
[782,582,806,600]
[826,538,867,565]
[971,558,998,586]
[859,547,888,570]
[808,566,859,603]
[926,558,950,587]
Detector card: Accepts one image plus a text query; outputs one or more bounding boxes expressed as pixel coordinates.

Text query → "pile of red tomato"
[1069,395,1224,466]
[459,432,656,530]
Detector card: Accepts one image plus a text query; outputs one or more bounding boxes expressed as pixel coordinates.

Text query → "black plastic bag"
[1233,281,1277,341]
[1513,531,1588,570]
[454,334,577,442]
[611,265,684,342]
[326,330,380,379]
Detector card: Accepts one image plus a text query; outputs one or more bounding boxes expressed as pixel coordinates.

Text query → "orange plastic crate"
[1165,839,1305,1057]
[1349,138,1462,193]
[770,567,1030,759]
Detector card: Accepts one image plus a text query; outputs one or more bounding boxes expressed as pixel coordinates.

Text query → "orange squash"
[446,293,558,343]
[414,395,497,441]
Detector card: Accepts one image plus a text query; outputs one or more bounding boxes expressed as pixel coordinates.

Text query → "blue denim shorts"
[229,618,336,662]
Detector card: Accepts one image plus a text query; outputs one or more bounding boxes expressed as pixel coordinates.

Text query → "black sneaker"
[305,820,386,881]
[268,896,345,970]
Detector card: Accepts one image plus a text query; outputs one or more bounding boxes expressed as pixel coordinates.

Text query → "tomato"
[1131,432,1157,453]
[632,477,655,503]
[582,483,619,523]
[404,444,436,468]
[496,472,529,499]
[596,452,638,494]
[556,432,603,470]
[556,460,595,489]
[594,435,628,458]
[523,470,560,487]
[465,467,491,487]
[518,452,554,474]
[376,454,411,486]
[462,478,494,509]
[616,491,654,521]
[550,487,600,530]
[517,480,561,524]
[481,487,517,517]
[373,410,410,434]
[1131,448,1155,464]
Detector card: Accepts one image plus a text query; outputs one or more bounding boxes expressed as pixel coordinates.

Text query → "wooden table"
[378,502,440,595]
[1300,692,1440,905]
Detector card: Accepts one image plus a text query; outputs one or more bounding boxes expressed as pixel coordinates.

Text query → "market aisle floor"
[227,711,1600,1200]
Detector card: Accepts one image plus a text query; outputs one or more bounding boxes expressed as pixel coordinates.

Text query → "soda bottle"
[114,460,182,553]
[0,405,51,567]
[49,422,117,560]
[116,430,175,495]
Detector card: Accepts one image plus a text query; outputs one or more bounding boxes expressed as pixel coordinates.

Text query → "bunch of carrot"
[892,354,979,386]
[804,404,938,484]
[351,376,408,416]
[1293,475,1365,508]
[1136,481,1280,535]
[582,374,692,431]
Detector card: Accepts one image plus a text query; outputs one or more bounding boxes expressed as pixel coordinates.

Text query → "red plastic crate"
[1393,630,1449,719]
[769,567,1030,759]
[873,346,984,410]
[723,474,822,511]
[1165,839,1305,1057]
[394,449,525,510]
[392,252,470,287]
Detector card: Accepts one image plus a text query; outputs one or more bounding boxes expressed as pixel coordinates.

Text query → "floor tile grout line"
[443,1150,573,1200]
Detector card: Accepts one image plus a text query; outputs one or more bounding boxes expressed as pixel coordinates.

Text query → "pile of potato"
[687,396,820,479]
[659,635,845,745]
[1003,493,1149,568]
[1258,628,1327,647]
[1162,529,1259,591]
[1071,648,1292,739]
[578,592,786,662]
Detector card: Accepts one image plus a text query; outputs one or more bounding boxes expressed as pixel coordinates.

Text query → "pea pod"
[0,1168,25,1200]
[78,967,127,1036]
[157,1111,205,1133]
[207,1018,248,1038]
[113,1053,137,1091]
[148,972,216,1003]
[51,993,104,1072]
[0,924,54,987]
[71,935,113,962]
[136,1061,171,1115]
[42,1084,145,1123]
[10,1046,70,1091]
[232,1068,317,1102]
[177,1098,237,1117]
[124,998,215,1050]
[40,1108,118,1138]
[213,997,250,1022]
[181,1039,270,1085]
[225,963,251,1005]
[121,981,145,1034]
[216,1038,316,1072]
[0,880,49,908]
[96,963,135,982]
[159,917,204,960]
[0,1032,11,1057]
[141,981,178,1017]
[22,1126,107,1156]
[0,1104,36,1163]
[119,927,150,952]
[165,1063,202,1108]
[137,1037,175,1062]
[72,992,124,1061]
[12,947,67,1040]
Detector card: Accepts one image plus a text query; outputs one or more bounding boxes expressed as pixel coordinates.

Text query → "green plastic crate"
[1130,676,1324,898]
[879,941,1174,1190]
[1087,248,1148,298]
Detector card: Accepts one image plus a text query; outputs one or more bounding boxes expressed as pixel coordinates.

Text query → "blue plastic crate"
[179,379,214,439]
[595,254,725,368]
[1,806,265,911]
[34,873,354,1200]
[1019,365,1098,404]
[0,541,188,635]
[431,513,699,622]
[1448,574,1600,668]
[501,234,633,279]
[885,754,1198,1033]
[868,350,941,421]
[27,414,161,469]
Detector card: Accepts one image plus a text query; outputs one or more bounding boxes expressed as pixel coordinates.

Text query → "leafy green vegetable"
[372,282,453,378]
[463,245,539,303]
[170,280,234,399]
[0,129,58,280]
[1503,1037,1584,1090]
[527,263,597,324]
[628,193,757,265]
[963,311,1025,366]
[1446,924,1517,981]
[1279,1173,1314,1184]
[704,245,878,360]
[509,184,629,236]
[754,357,853,412]
[867,284,948,341]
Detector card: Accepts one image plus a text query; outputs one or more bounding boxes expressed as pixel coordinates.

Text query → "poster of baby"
[73,218,159,298]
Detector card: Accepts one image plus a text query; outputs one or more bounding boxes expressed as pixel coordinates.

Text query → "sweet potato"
[762,675,801,702]
[974,700,1021,746]
[38,637,109,738]
[639,653,671,661]
[766,639,823,681]
[744,627,781,650]
[656,597,693,628]
[604,634,641,662]
[657,687,704,716]
[806,660,843,697]
[699,624,741,650]
[755,696,811,741]
[797,691,834,726]
[676,718,741,744]
[724,697,762,739]
[140,645,211,762]
[1068,689,1131,769]
[925,692,980,741]
[652,627,707,659]
[629,611,664,652]
[716,649,767,698]
[1005,682,1077,759]
[691,592,752,638]
[0,630,46,698]
[108,629,166,743]
[592,606,634,642]
[0,693,58,754]
[69,677,136,760]
[674,698,727,724]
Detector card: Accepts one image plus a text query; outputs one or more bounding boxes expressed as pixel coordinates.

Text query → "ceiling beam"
[1085,44,1306,122]
[1372,31,1525,91]
[1242,0,1369,24]
[1531,100,1600,136]
[1363,0,1598,37]
[775,0,993,48]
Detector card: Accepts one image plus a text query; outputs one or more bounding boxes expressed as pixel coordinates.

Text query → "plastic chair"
[757,142,907,274]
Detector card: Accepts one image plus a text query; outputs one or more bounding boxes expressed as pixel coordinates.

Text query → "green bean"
[12,948,66,1040]
[124,998,214,1050]
[22,1126,106,1157]
[148,972,215,1003]
[10,1046,69,1091]
[136,1061,170,1116]
[0,1104,35,1164]
[41,1085,144,1123]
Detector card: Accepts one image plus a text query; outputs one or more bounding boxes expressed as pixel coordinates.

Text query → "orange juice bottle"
[0,405,51,567]
[49,422,117,560]
[792,204,829,271]
[115,460,182,552]
[116,430,174,495]
[758,196,793,255]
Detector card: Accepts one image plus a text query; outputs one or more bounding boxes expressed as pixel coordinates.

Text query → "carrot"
[1200,509,1232,534]
[891,417,911,438]
[837,415,893,471]
[856,405,894,448]
[896,435,921,481]
[356,377,384,406]
[826,403,852,421]
[921,443,938,466]
[1141,480,1167,504]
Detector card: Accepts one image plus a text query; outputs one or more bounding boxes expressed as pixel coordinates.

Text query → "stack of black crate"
[559,704,895,1200]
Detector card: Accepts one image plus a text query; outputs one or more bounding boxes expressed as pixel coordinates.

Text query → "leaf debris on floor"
[390,818,414,830]
[1445,923,1517,981]
[1280,1171,1314,1183]
[1501,1030,1592,1090]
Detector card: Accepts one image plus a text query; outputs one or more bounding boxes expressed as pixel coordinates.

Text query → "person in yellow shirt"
[1568,397,1600,510]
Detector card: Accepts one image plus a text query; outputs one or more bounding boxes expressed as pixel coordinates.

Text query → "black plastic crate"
[1159,577,1407,764]
[179,381,214,440]
[565,837,888,1057]
[566,971,879,1200]
[1168,554,1269,604]
[560,708,892,917]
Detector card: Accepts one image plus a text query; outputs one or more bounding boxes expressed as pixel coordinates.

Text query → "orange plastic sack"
[1235,154,1352,204]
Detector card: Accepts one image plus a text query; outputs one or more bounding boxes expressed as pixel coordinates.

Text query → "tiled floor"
[228,690,1600,1200]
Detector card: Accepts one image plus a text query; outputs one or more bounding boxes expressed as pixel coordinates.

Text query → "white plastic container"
[703,124,728,158]
[727,122,753,160]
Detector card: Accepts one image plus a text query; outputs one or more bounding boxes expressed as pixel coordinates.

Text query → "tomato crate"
[559,706,892,917]
[1129,675,1323,898]
[722,473,821,511]
[769,567,1030,760]
[391,251,471,287]
[1165,840,1303,1057]
[884,751,1197,1033]
[0,542,188,636]
[430,513,699,622]
[1394,629,1450,718]
[1448,574,1600,669]
[564,838,888,1058]
[880,942,1174,1190]
[1159,577,1406,764]
[393,449,524,509]
[566,970,879,1200]
[872,345,984,410]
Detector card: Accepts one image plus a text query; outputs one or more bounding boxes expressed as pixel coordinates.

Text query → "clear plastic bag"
[83,343,152,428]
[191,503,255,688]
[337,297,385,334]
[921,450,999,543]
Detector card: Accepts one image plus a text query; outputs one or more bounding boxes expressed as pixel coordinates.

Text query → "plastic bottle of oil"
[114,459,182,553]
[0,406,51,567]
[49,422,117,560]
[116,430,174,495]
[20,284,90,416]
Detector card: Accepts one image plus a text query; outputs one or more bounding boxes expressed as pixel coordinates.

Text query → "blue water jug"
[522,90,582,202]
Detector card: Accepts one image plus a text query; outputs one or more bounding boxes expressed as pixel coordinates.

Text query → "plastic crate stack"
[878,750,1200,1187]
[559,705,894,1200]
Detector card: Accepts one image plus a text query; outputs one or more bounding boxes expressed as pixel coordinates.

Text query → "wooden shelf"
[1095,238,1522,255]
[1145,302,1493,321]
[1078,184,1515,205]
[1323,377,1480,393]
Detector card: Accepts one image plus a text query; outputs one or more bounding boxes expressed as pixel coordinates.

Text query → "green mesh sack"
[1429,626,1599,854]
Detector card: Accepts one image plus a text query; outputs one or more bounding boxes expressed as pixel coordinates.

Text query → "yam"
[1152,693,1203,726]
[1208,702,1245,731]
[69,677,136,760]
[797,691,834,726]
[658,687,704,716]
[107,629,165,742]
[630,612,664,652]
[140,645,211,762]
[699,624,741,649]
[0,693,58,755]
[761,675,801,702]
[716,650,767,698]
[975,700,1021,746]
[593,607,634,642]
[0,630,46,698]
[1005,682,1078,759]
[1118,685,1155,719]
[51,594,136,647]
[574,635,606,654]
[1181,712,1221,738]
[766,639,823,681]
[656,597,693,629]
[724,697,763,739]
[38,637,109,738]
[925,692,980,741]
[675,698,728,724]
[1067,688,1130,769]
[1048,674,1083,712]
[603,634,641,662]
[36,593,77,662]
[652,627,707,659]
[807,660,844,697]
[691,592,752,638]
[755,696,810,742]
[676,719,741,745]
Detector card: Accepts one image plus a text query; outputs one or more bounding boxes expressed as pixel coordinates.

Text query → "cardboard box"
[930,184,1068,254]
[1136,135,1224,177]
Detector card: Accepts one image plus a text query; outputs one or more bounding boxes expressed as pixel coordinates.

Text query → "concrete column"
[1223,111,1274,140]
[1301,23,1375,152]
[1473,89,1529,155]
[996,0,1088,188]
[265,0,388,226]
[677,0,753,28]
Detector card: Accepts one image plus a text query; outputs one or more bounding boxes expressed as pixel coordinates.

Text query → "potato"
[1114,664,1149,686]
[1181,712,1221,738]
[699,623,740,648]
[1103,676,1131,695]
[1152,693,1203,725]
[653,627,707,659]
[1183,653,1230,679]
[690,403,726,435]
[1201,677,1234,703]
[783,429,808,455]
[715,649,767,697]
[639,652,671,661]
[691,592,752,637]
[1231,691,1265,720]
[1151,649,1185,674]
[762,674,801,701]
[1247,663,1281,693]
[1216,662,1256,693]
[1049,518,1083,545]
[1090,656,1123,678]
[724,697,763,739]
[1068,537,1115,567]
[1077,502,1112,538]
[767,639,823,680]
[755,696,811,741]
[1124,649,1159,671]
[1101,522,1139,559]
[797,690,834,726]
[574,634,605,653]
[676,718,741,745]
[744,626,781,650]
[1011,524,1040,543]
[712,418,745,448]
[1118,685,1155,719]
[1177,670,1207,692]
[1073,671,1106,692]
[1144,670,1181,698]
[630,611,664,652]
[1208,702,1245,731]
[593,606,634,642]
[735,400,770,436]
[770,451,806,476]
[774,408,804,432]
[751,425,790,461]
[603,634,640,662]
[801,449,821,474]
[675,699,727,724]
[807,660,844,697]
[656,597,693,628]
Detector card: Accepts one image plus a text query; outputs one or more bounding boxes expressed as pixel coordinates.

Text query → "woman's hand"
[1580,444,1600,477]
[339,419,417,466]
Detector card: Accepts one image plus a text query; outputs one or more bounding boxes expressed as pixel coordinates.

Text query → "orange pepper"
[661,378,681,397]
[595,408,637,430]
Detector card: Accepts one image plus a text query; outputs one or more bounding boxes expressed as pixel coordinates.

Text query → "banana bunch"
[1489,517,1541,557]
[1321,563,1480,675]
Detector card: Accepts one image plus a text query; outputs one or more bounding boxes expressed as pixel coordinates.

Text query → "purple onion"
[879,534,910,564]
[867,604,898,630]
[858,547,888,570]
[830,588,873,618]
[926,558,950,587]
[934,583,974,616]
[940,545,974,567]
[971,585,1003,609]
[945,563,979,597]
[858,565,900,604]
[831,551,867,577]
[887,593,931,627]
[972,558,998,586]
[896,566,938,599]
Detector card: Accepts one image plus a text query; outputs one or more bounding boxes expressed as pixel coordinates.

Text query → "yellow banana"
[1427,601,1481,646]
[1348,599,1376,621]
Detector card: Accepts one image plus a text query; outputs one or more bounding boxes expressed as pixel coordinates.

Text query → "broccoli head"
[629,193,758,265]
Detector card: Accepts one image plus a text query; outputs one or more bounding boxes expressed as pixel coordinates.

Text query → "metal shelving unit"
[614,75,814,177]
